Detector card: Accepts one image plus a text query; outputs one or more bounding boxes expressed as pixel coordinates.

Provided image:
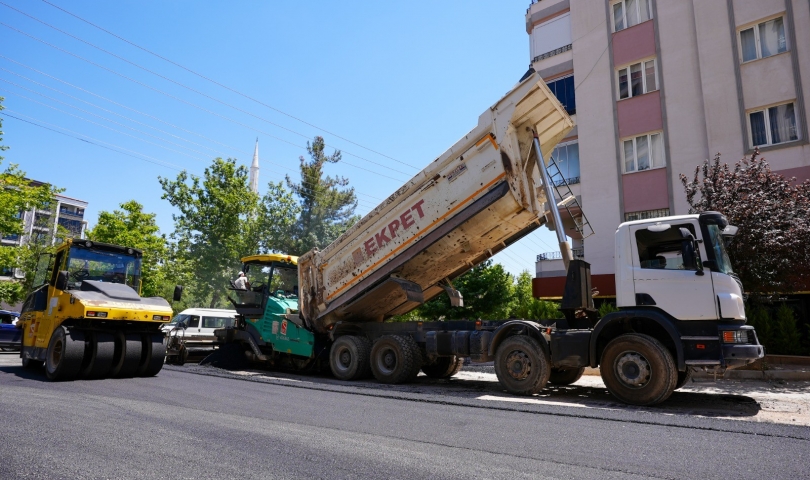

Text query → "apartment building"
[527,0,810,299]
[1,185,87,279]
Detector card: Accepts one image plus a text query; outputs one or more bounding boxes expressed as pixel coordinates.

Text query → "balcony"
[536,248,584,262]
[59,209,85,219]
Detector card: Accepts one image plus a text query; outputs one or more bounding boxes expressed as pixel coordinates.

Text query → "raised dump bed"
[298,73,574,332]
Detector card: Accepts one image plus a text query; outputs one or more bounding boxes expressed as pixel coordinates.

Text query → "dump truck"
[215,72,764,405]
[18,239,176,380]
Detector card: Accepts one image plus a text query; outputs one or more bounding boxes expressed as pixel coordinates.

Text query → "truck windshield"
[705,224,734,275]
[66,246,142,289]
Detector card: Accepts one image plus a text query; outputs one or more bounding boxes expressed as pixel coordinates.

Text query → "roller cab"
[18,239,172,380]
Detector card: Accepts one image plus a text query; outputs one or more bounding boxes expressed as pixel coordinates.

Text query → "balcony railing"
[59,209,84,219]
[532,44,572,63]
[553,176,580,187]
[536,248,585,262]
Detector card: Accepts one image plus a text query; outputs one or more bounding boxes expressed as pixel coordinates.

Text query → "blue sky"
[0,0,560,277]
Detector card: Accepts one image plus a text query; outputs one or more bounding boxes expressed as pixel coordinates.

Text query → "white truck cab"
[616,212,745,321]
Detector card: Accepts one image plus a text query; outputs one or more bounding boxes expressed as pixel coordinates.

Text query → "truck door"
[630,222,717,320]
[21,251,60,349]
[188,315,201,335]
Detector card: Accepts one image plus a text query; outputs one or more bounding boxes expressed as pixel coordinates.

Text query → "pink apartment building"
[526,0,810,304]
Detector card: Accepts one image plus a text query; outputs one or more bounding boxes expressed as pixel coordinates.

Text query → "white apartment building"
[527,0,810,299]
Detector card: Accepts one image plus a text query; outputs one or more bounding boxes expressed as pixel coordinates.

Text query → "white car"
[162,308,237,347]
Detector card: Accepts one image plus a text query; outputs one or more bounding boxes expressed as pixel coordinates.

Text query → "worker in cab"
[233,271,251,290]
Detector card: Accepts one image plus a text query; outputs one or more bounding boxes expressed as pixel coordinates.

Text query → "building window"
[739,17,787,63]
[611,0,652,32]
[617,59,657,100]
[547,76,575,115]
[622,132,665,173]
[625,208,670,222]
[550,141,580,185]
[748,102,799,147]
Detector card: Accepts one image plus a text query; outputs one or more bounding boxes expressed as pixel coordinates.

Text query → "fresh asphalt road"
[1,352,808,480]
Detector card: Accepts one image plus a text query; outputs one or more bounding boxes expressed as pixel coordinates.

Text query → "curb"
[584,366,810,381]
[466,362,810,381]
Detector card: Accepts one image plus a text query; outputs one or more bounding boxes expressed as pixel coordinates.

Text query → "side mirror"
[13,268,25,280]
[679,228,703,275]
[173,285,183,302]
[55,271,69,291]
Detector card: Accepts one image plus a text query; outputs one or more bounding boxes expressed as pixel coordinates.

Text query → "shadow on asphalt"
[0,365,51,382]
[2,348,763,419]
[181,361,764,420]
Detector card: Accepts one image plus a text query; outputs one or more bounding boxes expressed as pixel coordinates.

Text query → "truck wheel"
[370,335,420,384]
[111,333,143,378]
[600,333,677,406]
[548,367,585,385]
[45,327,85,381]
[330,335,371,381]
[138,333,166,377]
[494,335,550,395]
[80,332,115,379]
[675,368,693,390]
[421,356,464,379]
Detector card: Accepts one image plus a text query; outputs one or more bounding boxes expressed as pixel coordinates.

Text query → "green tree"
[509,270,564,320]
[680,151,810,295]
[407,260,515,320]
[257,181,301,254]
[281,136,358,255]
[772,303,802,356]
[159,158,259,308]
[745,303,772,352]
[0,97,62,305]
[87,200,168,298]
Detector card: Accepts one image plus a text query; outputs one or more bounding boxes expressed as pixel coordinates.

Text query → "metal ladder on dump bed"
[543,153,594,240]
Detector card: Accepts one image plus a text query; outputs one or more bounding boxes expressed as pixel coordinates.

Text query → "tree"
[0,96,62,305]
[281,136,358,255]
[159,158,260,308]
[87,201,168,298]
[256,181,301,254]
[509,270,564,320]
[680,151,810,295]
[407,261,515,320]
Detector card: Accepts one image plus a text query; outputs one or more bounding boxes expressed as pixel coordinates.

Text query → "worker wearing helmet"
[233,271,251,290]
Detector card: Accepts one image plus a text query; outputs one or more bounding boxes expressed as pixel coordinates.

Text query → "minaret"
[249,138,259,193]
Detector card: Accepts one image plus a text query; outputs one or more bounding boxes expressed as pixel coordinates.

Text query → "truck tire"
[548,367,585,385]
[115,333,143,378]
[675,368,693,390]
[421,356,464,379]
[370,335,420,384]
[600,333,677,406]
[45,327,85,381]
[330,335,371,381]
[138,333,166,377]
[494,335,550,395]
[80,332,115,379]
